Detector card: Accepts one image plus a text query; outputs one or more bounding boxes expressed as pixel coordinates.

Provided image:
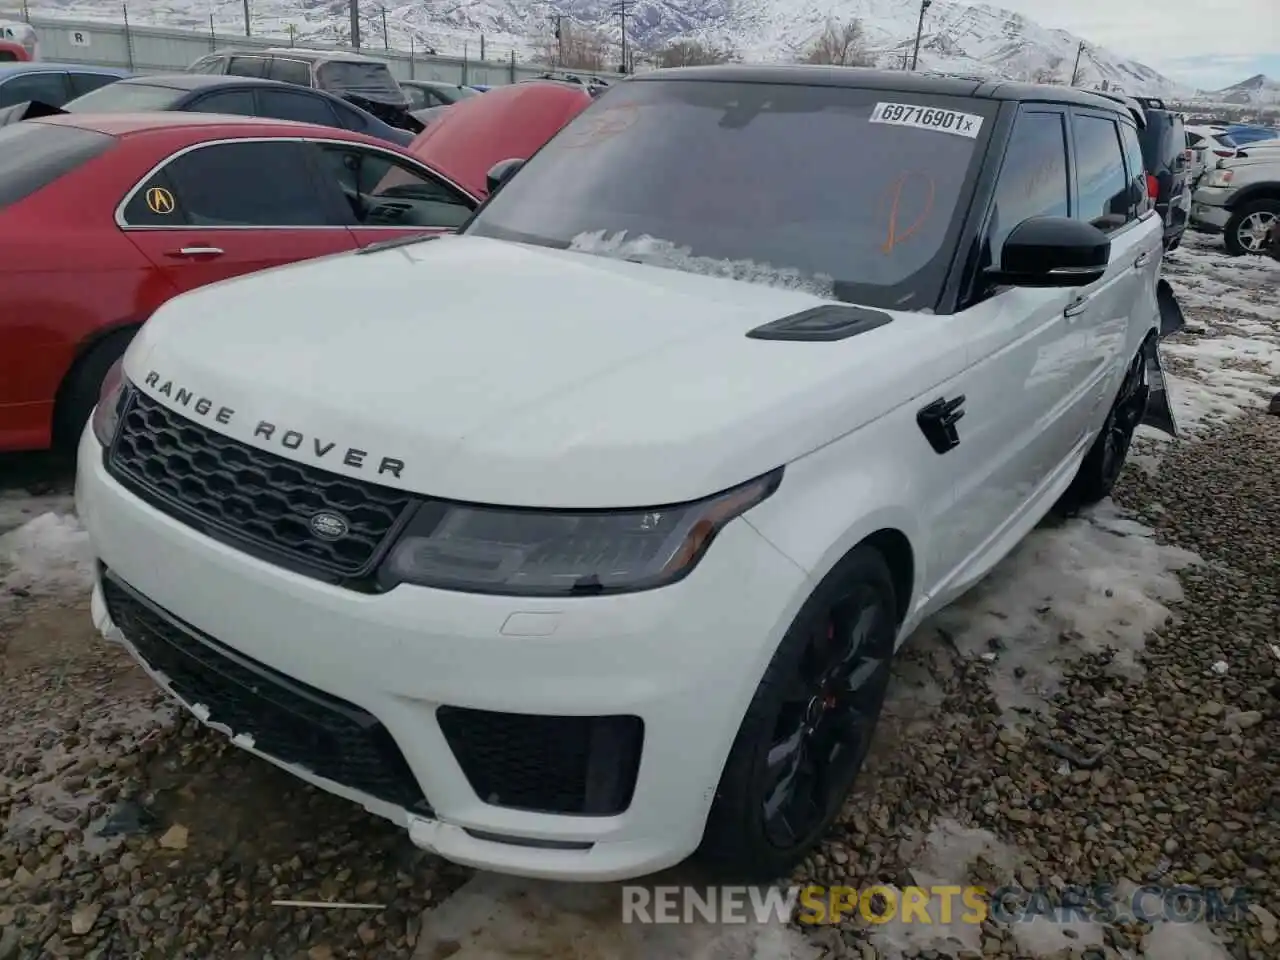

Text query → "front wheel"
[697,546,897,881]
[1223,199,1280,257]
[1063,347,1148,509]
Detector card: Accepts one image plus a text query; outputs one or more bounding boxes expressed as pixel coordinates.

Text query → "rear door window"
[0,122,115,209]
[68,72,120,98]
[255,89,338,127]
[121,141,337,227]
[226,56,268,78]
[267,57,312,87]
[1117,121,1149,213]
[0,71,72,108]
[63,81,185,113]
[188,89,257,115]
[1071,113,1132,234]
[315,60,405,104]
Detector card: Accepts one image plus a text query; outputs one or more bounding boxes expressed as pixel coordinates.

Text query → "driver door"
[305,142,480,248]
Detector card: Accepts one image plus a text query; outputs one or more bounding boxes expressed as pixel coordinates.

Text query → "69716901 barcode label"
[869,102,984,138]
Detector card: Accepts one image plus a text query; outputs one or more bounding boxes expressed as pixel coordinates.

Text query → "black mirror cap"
[485,157,525,195]
[985,216,1111,289]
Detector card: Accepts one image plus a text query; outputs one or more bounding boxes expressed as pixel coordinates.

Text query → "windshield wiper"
[355,232,441,255]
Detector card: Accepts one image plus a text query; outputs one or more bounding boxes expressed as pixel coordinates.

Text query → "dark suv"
[1095,95,1191,250]
[188,48,422,132]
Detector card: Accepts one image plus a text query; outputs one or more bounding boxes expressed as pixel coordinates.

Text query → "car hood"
[405,82,592,197]
[123,235,947,508]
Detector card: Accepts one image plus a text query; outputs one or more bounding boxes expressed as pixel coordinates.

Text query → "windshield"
[316,60,406,105]
[64,81,184,113]
[463,79,995,309]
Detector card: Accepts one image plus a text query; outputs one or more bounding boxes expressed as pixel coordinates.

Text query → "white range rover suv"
[77,66,1181,883]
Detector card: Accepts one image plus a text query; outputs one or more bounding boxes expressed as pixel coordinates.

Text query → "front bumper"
[76,427,809,881]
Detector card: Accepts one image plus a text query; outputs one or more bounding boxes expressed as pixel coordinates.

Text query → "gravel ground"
[1,233,1277,960]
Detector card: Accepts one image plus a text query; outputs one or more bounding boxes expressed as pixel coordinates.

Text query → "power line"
[909,0,932,71]
[609,0,631,74]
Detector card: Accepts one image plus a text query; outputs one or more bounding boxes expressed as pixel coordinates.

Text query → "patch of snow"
[567,229,836,299]
[0,511,94,601]
[915,501,1199,723]
[0,491,75,536]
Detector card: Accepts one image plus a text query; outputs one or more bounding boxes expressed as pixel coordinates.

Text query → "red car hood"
[406,82,592,197]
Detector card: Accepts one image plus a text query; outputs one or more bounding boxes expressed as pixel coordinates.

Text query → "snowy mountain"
[1209,74,1280,106]
[25,0,1187,95]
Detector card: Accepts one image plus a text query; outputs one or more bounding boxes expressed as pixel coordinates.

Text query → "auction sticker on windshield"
[870,102,984,138]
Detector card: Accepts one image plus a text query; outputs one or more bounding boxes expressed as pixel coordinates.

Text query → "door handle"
[166,246,224,258]
[1064,295,1090,318]
[1134,251,1152,268]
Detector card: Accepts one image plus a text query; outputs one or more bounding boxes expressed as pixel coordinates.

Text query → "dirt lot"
[1,233,1278,960]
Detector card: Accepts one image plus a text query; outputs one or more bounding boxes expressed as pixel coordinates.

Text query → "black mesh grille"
[103,574,431,814]
[436,707,643,816]
[106,388,415,578]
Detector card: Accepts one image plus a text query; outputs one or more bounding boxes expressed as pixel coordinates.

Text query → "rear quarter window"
[0,122,114,209]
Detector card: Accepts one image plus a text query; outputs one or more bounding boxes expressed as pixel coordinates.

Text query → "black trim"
[1225,183,1280,210]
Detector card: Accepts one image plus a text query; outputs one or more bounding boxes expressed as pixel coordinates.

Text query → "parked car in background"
[187,48,421,132]
[60,74,414,147]
[0,62,129,109]
[1223,123,1279,146]
[1185,124,1238,185]
[0,21,37,59]
[1191,139,1280,255]
[406,79,593,197]
[400,79,479,110]
[0,112,488,454]
[76,66,1178,885]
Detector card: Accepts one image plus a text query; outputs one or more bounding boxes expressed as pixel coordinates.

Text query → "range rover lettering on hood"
[142,371,407,479]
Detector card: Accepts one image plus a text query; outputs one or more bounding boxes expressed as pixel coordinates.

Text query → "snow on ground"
[1135,233,1280,454]
[916,501,1200,724]
[0,511,94,602]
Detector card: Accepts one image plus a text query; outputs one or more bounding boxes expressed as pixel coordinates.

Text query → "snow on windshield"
[567,229,836,299]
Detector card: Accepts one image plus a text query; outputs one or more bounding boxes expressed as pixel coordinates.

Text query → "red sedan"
[0,100,577,453]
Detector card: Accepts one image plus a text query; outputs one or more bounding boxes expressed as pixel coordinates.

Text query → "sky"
[972,0,1279,89]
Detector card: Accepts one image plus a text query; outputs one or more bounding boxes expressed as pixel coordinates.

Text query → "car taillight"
[1182,148,1195,162]
[1146,173,1159,200]
[1213,148,1234,157]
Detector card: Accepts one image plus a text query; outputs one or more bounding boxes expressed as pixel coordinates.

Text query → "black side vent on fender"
[746,305,893,342]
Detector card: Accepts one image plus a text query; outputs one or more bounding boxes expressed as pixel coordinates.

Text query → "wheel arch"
[50,317,146,447]
[1225,183,1280,210]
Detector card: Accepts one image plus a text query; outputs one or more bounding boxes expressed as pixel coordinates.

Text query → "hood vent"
[746,304,893,342]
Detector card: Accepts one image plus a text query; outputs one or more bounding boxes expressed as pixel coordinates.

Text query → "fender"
[1156,278,1184,339]
[1140,332,1177,438]
[1224,183,1280,210]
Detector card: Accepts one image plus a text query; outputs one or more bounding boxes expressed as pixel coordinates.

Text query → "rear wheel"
[52,328,137,452]
[1063,347,1148,509]
[1223,199,1280,256]
[698,546,897,881]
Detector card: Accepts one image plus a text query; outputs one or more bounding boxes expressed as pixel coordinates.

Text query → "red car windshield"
[463,79,996,310]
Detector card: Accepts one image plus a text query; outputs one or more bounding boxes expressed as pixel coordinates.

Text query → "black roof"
[632,65,1135,117]
[113,73,315,91]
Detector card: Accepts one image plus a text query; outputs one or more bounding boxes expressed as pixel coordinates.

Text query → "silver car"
[1190,138,1280,255]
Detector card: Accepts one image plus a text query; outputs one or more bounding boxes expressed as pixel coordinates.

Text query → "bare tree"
[1031,66,1061,85]
[654,40,735,67]
[798,18,875,67]
[531,22,610,71]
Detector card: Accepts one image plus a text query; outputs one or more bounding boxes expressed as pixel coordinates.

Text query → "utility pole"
[909,0,932,71]
[349,0,361,51]
[552,14,564,67]
[611,0,631,74]
[381,7,389,49]
[242,0,250,36]
[1069,41,1085,86]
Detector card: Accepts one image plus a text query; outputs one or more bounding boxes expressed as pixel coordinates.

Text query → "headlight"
[379,468,783,596]
[1205,169,1233,187]
[91,360,127,447]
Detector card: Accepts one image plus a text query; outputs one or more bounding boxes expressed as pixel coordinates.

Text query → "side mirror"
[485,158,525,195]
[984,216,1111,288]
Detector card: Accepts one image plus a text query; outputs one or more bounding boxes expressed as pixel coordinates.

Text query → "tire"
[1223,199,1280,257]
[52,328,137,451]
[697,545,898,881]
[1063,347,1148,509]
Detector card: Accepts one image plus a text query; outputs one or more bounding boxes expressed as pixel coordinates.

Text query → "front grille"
[436,707,643,816]
[106,388,415,580]
[102,574,431,814]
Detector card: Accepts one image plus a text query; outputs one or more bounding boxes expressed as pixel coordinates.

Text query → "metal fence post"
[122,3,135,71]
[509,49,515,84]
[462,42,468,85]
[409,35,415,79]
[209,14,216,51]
